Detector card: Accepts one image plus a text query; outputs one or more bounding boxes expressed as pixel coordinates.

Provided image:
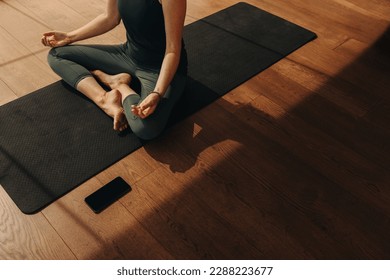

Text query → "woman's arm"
[133,0,186,119]
[154,0,186,96]
[42,0,120,47]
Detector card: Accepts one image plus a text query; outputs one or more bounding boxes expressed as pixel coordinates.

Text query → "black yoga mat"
[0,2,316,214]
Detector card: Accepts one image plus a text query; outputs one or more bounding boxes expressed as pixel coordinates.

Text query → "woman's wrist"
[66,32,75,44]
[149,91,163,101]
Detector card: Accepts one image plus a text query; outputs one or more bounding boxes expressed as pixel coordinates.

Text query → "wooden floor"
[1,0,389,259]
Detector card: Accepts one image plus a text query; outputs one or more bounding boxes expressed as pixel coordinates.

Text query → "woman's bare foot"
[100,89,128,131]
[92,70,131,90]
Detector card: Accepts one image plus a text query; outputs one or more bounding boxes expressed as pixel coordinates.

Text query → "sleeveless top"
[117,0,187,74]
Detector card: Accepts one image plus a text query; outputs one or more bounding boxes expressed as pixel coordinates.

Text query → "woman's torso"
[117,0,187,73]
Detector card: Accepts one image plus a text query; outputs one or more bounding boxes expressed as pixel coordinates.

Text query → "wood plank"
[231,91,390,214]
[187,0,233,20]
[56,0,107,22]
[194,101,390,258]
[341,0,390,21]
[0,79,17,106]
[105,132,265,258]
[0,26,31,66]
[0,187,76,259]
[0,55,58,97]
[220,78,261,114]
[364,100,390,133]
[110,177,209,258]
[288,41,390,101]
[96,148,162,184]
[266,0,389,43]
[0,1,49,53]
[120,164,263,259]
[249,60,390,170]
[289,41,360,76]
[5,0,123,46]
[184,15,198,25]
[141,121,319,258]
[5,0,89,31]
[269,59,378,118]
[291,95,390,171]
[334,37,390,76]
[42,176,172,259]
[57,0,127,42]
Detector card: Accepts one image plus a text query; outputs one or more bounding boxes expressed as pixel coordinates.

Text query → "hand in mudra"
[41,31,71,47]
[131,92,161,119]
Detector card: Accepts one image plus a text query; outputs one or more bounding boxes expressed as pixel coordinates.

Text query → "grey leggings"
[47,43,187,140]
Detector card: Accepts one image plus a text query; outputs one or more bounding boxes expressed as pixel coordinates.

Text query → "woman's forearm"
[155,0,186,96]
[67,13,120,43]
[153,51,181,96]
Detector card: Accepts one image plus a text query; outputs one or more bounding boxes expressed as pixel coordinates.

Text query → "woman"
[41,0,187,140]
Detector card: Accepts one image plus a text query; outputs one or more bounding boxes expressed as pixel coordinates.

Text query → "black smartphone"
[85,177,131,213]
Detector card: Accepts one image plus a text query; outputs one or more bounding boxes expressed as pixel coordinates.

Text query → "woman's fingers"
[41,36,47,46]
[41,35,55,47]
[41,31,69,47]
[131,105,144,118]
[41,34,51,46]
[131,105,153,119]
[42,31,54,46]
[130,94,160,119]
[138,103,155,118]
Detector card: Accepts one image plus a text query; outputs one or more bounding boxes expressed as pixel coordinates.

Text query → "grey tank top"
[118,0,187,74]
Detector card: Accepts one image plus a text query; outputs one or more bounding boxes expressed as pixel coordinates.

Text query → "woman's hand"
[41,31,71,47]
[131,93,161,119]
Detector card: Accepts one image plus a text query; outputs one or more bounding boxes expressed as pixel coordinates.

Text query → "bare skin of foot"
[91,70,160,119]
[91,70,131,90]
[99,89,128,131]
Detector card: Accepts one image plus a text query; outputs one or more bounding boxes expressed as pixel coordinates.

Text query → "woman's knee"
[47,46,73,68]
[47,48,62,70]
[129,120,164,141]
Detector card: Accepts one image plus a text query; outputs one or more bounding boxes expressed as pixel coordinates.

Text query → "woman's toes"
[113,122,119,131]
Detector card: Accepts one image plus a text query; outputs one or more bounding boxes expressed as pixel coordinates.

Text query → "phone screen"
[85,177,131,213]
